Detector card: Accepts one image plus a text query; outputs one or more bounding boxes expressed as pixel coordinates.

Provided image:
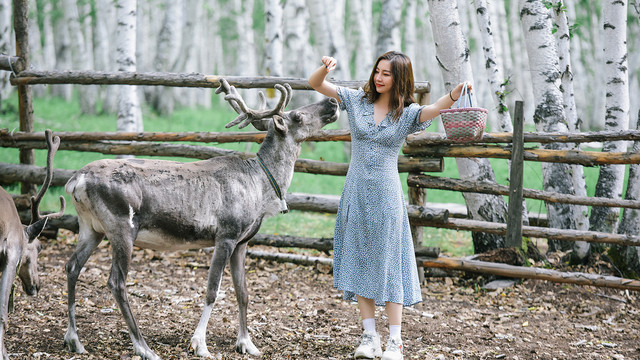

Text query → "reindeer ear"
[273,115,288,135]
[26,218,48,242]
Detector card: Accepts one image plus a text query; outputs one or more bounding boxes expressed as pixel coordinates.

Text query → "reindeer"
[0,130,65,360]
[63,79,339,359]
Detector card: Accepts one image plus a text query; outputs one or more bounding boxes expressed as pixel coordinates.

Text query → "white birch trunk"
[589,0,630,235]
[349,0,373,81]
[152,0,183,115]
[0,0,12,107]
[520,0,581,253]
[417,2,443,116]
[265,0,284,108]
[171,0,202,108]
[52,13,73,100]
[94,0,115,112]
[284,0,315,108]
[403,0,417,62]
[549,1,590,260]
[195,0,212,108]
[427,0,508,253]
[508,0,534,122]
[64,0,96,114]
[116,0,143,139]
[474,0,512,132]
[27,0,46,97]
[41,0,56,72]
[376,0,402,55]
[614,117,640,276]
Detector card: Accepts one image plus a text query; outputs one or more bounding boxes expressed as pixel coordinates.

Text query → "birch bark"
[428,0,508,253]
[349,0,373,81]
[0,0,11,108]
[520,0,580,252]
[116,0,143,138]
[52,11,72,100]
[613,117,640,277]
[27,0,45,97]
[284,0,314,107]
[152,0,183,115]
[589,0,629,237]
[64,0,96,114]
[265,0,284,108]
[94,0,115,112]
[377,0,402,54]
[41,0,55,72]
[550,1,590,261]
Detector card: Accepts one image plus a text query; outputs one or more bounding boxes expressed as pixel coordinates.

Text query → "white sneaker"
[381,336,403,360]
[354,330,383,359]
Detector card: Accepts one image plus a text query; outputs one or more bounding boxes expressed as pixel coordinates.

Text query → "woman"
[308,51,470,360]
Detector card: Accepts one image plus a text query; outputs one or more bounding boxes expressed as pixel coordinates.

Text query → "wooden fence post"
[506,101,524,247]
[13,0,36,194]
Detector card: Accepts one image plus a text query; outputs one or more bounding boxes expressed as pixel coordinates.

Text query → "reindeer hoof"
[64,336,86,354]
[190,336,212,358]
[236,339,261,357]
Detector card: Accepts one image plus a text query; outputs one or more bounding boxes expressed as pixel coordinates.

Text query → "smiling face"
[374,60,394,95]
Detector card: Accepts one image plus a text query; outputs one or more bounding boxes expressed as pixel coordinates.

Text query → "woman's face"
[374,60,394,95]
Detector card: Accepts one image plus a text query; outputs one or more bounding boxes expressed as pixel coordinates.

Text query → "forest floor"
[7,231,640,360]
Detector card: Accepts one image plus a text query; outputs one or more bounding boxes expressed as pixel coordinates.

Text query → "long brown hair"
[363,51,416,121]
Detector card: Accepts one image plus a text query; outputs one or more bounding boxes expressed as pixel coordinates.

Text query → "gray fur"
[63,85,339,359]
[0,130,64,360]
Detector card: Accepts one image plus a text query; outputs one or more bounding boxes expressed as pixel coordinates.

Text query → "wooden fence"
[2,0,640,292]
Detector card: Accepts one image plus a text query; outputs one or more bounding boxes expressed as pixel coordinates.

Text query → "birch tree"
[588,0,630,240]
[265,0,284,107]
[94,0,115,113]
[41,0,55,72]
[284,0,315,107]
[349,0,373,81]
[28,0,46,97]
[520,0,581,253]
[152,0,183,115]
[116,0,143,138]
[52,10,72,100]
[0,0,11,110]
[427,0,508,253]
[613,119,640,277]
[549,0,591,261]
[64,0,96,114]
[377,0,402,55]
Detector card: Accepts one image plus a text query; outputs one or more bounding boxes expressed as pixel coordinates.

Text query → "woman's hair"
[363,51,416,121]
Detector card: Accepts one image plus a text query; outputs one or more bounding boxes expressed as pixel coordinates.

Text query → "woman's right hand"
[322,56,337,72]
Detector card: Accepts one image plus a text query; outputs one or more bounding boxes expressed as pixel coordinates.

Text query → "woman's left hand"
[450,82,473,101]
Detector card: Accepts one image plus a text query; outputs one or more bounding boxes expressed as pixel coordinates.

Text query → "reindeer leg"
[0,257,19,360]
[230,242,260,356]
[64,225,103,354]
[107,232,160,360]
[190,240,236,358]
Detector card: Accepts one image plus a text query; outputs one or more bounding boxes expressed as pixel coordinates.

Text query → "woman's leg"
[357,295,376,320]
[385,302,402,326]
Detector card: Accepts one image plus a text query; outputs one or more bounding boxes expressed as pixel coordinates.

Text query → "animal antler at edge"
[30,129,66,224]
[215,78,292,129]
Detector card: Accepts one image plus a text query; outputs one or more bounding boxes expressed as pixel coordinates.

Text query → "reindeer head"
[17,130,65,295]
[216,79,339,142]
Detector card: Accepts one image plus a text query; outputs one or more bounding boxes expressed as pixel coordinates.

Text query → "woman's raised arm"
[308,56,339,100]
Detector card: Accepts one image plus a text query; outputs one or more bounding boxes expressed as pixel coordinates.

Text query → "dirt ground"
[6,231,640,360]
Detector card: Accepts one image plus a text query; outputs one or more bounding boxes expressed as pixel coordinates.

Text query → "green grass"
[2,93,623,257]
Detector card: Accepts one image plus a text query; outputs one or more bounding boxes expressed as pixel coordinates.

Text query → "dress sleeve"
[406,103,432,134]
[336,86,361,112]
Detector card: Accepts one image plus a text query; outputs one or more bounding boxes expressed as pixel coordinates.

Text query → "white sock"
[389,325,401,339]
[362,318,376,333]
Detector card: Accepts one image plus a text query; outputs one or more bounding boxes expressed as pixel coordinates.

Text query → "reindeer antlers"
[30,129,66,224]
[216,78,292,129]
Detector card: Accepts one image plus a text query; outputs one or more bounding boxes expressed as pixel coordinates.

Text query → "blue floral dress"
[333,86,431,306]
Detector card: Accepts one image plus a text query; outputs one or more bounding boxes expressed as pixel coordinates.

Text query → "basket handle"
[454,82,473,109]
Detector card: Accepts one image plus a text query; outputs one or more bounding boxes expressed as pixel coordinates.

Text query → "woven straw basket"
[439,83,487,142]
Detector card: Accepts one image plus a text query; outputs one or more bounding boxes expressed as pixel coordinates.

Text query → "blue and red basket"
[439,83,487,142]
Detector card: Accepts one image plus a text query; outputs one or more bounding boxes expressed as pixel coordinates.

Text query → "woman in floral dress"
[308,51,470,360]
